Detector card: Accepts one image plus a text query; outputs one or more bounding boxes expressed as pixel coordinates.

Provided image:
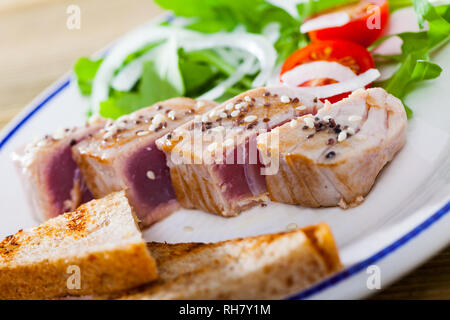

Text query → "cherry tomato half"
[280,40,375,103]
[308,0,389,47]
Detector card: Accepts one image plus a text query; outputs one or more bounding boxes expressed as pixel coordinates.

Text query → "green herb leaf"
[156,0,298,33]
[410,59,442,81]
[413,0,428,27]
[388,0,413,12]
[381,50,428,97]
[179,56,218,95]
[99,60,184,119]
[73,57,103,95]
[155,0,308,62]
[296,0,357,22]
[376,0,450,112]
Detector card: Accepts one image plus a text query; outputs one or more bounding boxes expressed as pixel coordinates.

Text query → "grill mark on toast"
[0,233,22,262]
[113,226,341,300]
[65,207,90,236]
[302,224,342,273]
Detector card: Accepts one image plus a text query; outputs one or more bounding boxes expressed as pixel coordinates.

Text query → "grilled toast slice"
[118,223,341,300]
[0,191,157,300]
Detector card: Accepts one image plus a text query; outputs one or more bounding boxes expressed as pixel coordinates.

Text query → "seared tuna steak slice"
[13,119,105,221]
[257,88,407,208]
[73,98,216,227]
[156,87,321,217]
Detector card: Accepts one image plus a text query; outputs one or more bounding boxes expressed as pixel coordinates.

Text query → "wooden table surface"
[1,0,449,300]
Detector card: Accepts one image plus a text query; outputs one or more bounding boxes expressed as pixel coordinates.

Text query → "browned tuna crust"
[73,98,216,227]
[157,87,321,216]
[257,88,407,208]
[13,119,105,221]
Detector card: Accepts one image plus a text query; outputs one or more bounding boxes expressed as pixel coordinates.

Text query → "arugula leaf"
[179,49,251,98]
[155,0,307,62]
[78,0,311,118]
[388,0,413,12]
[99,61,184,119]
[99,93,142,119]
[156,0,298,33]
[382,50,431,96]
[98,36,187,119]
[410,59,442,80]
[275,26,310,62]
[436,4,450,22]
[122,41,163,66]
[179,55,218,96]
[74,42,163,97]
[74,57,103,95]
[427,10,450,47]
[295,0,357,22]
[413,0,428,27]
[376,0,450,116]
[184,50,253,86]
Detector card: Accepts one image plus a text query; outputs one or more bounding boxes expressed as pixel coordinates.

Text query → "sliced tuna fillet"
[156,87,321,217]
[13,119,105,221]
[257,88,407,208]
[73,98,216,227]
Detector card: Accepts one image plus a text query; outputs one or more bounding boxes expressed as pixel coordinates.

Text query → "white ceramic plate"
[1,9,449,300]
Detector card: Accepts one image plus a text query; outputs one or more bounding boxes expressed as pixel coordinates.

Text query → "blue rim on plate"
[1,77,449,299]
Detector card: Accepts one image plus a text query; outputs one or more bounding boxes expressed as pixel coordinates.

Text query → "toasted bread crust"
[0,243,156,300]
[301,223,341,274]
[0,192,157,300]
[115,223,341,300]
